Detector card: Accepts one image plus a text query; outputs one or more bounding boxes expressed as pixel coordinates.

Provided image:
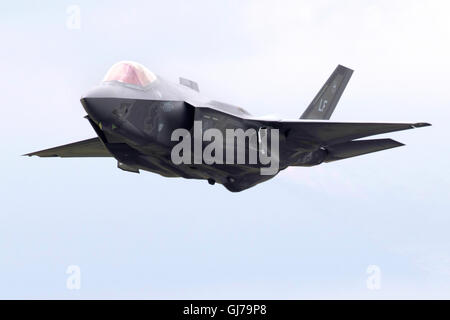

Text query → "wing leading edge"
[25,137,111,157]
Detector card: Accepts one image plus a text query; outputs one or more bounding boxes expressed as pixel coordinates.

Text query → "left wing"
[25,137,112,157]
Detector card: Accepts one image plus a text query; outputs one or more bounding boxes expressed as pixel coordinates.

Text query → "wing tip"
[23,152,38,157]
[412,122,431,128]
[23,152,57,157]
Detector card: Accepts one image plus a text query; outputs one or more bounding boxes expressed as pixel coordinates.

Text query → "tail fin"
[300,64,353,120]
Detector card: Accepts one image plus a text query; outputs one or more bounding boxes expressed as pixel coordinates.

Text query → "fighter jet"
[26,61,430,192]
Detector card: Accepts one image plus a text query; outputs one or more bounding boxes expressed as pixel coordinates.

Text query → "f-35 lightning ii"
[26,61,430,192]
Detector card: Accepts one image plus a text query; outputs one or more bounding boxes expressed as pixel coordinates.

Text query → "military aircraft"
[26,61,430,192]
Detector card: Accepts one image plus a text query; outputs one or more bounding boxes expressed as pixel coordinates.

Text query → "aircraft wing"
[261,120,431,146]
[25,137,112,157]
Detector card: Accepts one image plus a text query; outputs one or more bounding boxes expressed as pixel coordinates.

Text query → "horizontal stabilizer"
[324,138,404,162]
[25,137,111,157]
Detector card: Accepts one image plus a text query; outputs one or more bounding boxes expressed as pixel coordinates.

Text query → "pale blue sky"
[0,0,449,298]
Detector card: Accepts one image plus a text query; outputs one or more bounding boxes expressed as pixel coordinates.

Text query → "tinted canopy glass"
[103,61,156,87]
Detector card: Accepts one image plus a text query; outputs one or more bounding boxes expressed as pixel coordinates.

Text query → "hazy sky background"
[0,0,449,298]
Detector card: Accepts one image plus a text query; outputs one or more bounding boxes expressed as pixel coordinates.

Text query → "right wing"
[25,137,112,157]
[262,120,431,146]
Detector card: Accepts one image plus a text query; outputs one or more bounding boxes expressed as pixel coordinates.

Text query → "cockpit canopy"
[102,61,156,87]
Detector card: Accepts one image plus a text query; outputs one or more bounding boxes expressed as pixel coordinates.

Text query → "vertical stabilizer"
[300,65,353,120]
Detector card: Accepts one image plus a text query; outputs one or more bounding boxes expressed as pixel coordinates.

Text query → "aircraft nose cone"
[80,86,117,123]
[81,97,122,131]
[80,97,107,123]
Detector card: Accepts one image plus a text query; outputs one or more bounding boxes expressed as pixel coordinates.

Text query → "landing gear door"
[258,127,268,155]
